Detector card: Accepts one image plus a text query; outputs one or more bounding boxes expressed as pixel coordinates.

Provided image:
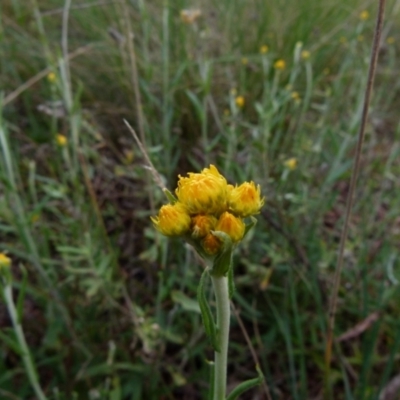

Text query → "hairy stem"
[211,275,230,400]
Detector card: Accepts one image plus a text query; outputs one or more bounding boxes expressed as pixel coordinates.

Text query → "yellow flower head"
[151,203,191,236]
[228,181,264,217]
[191,214,217,239]
[359,10,369,21]
[235,96,245,108]
[241,57,248,65]
[274,59,286,70]
[180,9,202,24]
[260,45,269,54]
[215,212,245,243]
[291,91,300,101]
[301,50,310,60]
[47,72,56,83]
[56,134,68,146]
[176,165,228,214]
[202,233,222,255]
[0,253,11,269]
[387,36,395,45]
[284,157,298,170]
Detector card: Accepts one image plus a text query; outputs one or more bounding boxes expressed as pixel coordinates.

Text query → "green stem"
[3,283,47,400]
[211,275,230,400]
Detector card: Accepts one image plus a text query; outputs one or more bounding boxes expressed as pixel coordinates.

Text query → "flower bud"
[191,215,217,239]
[202,233,222,255]
[151,203,191,236]
[176,165,228,214]
[215,212,245,243]
[228,181,264,217]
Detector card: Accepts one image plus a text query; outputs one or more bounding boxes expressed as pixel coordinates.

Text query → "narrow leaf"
[226,365,264,400]
[16,265,28,322]
[163,189,177,204]
[197,268,219,351]
[243,216,257,239]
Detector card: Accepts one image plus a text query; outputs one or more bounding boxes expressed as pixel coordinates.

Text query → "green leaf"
[171,290,200,313]
[210,231,233,277]
[16,265,28,323]
[0,328,22,355]
[197,268,219,351]
[243,216,257,239]
[226,365,264,400]
[163,189,177,204]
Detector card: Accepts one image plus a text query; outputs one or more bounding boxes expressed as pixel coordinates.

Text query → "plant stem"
[3,283,47,400]
[211,275,230,400]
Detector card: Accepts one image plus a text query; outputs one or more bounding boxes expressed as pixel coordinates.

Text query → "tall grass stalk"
[324,0,387,396]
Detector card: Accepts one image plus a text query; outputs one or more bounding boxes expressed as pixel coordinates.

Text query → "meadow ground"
[1,0,400,399]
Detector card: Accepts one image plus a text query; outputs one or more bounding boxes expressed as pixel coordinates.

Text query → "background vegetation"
[1,0,400,398]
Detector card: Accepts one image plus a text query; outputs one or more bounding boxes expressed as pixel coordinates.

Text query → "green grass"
[1,0,400,398]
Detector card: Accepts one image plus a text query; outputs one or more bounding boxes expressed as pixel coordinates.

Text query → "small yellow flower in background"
[284,158,298,171]
[192,215,217,239]
[123,150,134,164]
[151,203,191,236]
[291,92,301,104]
[323,67,330,75]
[176,165,228,215]
[339,36,347,44]
[56,134,68,146]
[235,96,245,108]
[301,50,310,60]
[241,57,248,65]
[180,9,202,24]
[387,36,395,44]
[30,213,40,224]
[260,45,269,54]
[357,35,364,42]
[215,212,245,243]
[274,59,286,70]
[359,10,369,21]
[0,253,11,268]
[291,91,300,100]
[228,181,264,217]
[47,72,56,83]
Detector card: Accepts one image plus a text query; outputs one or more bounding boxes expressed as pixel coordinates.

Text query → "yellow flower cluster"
[359,10,369,21]
[0,253,11,269]
[56,134,68,146]
[151,165,264,255]
[274,59,286,70]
